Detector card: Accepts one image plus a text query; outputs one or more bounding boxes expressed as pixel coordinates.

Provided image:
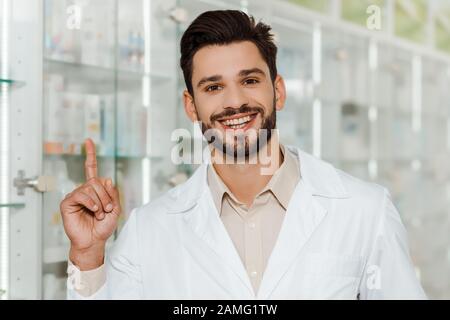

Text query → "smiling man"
[62,10,426,299]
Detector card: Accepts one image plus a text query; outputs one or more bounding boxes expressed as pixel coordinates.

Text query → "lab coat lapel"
[197,188,255,298]
[257,181,327,299]
[166,147,254,298]
[257,146,350,299]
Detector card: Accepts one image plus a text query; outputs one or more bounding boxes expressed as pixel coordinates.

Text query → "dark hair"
[180,10,278,96]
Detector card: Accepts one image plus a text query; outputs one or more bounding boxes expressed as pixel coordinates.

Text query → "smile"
[217,113,258,130]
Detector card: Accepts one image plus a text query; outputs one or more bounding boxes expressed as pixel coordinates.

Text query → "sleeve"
[66,208,144,299]
[358,188,427,300]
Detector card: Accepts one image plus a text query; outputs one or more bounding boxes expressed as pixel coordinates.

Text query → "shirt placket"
[242,200,264,293]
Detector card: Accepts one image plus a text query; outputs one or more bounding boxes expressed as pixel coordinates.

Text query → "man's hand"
[60,138,121,270]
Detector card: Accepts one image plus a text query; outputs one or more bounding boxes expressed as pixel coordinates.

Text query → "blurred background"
[0,0,449,299]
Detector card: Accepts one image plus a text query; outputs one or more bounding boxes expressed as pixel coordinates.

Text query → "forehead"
[191,41,270,81]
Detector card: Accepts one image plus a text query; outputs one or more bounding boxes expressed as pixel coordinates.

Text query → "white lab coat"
[67,146,426,300]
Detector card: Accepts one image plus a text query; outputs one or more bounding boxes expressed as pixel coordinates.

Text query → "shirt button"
[250,271,258,278]
[248,221,256,229]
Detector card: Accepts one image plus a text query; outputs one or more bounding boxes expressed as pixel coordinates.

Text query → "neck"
[210,134,283,207]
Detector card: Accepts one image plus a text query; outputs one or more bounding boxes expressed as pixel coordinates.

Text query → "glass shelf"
[44,58,174,81]
[43,151,163,161]
[321,156,437,165]
[0,203,25,209]
[0,78,25,91]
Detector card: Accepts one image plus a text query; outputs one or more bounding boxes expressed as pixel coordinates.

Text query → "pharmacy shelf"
[44,59,176,94]
[44,58,174,93]
[322,157,371,164]
[320,98,369,108]
[0,78,25,91]
[0,203,25,208]
[317,100,449,119]
[322,156,439,165]
[376,106,449,118]
[44,151,164,161]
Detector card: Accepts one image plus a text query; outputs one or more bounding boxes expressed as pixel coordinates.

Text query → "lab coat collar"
[286,145,349,199]
[166,144,349,214]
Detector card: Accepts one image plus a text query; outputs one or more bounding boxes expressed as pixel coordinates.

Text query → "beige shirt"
[69,144,300,296]
[207,145,300,293]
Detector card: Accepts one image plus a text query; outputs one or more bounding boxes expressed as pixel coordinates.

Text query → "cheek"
[265,92,276,107]
[195,96,222,121]
[252,86,275,108]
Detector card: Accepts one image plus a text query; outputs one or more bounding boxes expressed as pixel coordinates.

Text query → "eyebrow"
[196,68,266,89]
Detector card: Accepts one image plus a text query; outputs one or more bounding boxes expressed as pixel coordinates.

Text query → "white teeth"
[222,115,252,126]
[229,123,246,129]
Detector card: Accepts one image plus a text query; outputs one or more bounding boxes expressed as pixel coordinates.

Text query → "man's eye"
[244,78,259,85]
[206,85,221,92]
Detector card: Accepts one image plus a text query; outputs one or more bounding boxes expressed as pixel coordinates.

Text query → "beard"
[200,95,277,161]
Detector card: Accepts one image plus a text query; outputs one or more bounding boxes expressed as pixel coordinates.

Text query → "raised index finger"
[84,138,98,180]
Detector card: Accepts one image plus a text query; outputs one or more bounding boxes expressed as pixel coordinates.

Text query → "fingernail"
[106,179,112,187]
[93,205,99,211]
[98,212,105,220]
[106,204,113,212]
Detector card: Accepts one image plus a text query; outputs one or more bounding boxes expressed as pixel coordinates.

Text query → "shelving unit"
[37,0,182,299]
[275,0,450,299]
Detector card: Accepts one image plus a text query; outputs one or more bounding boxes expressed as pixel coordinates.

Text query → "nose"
[221,83,249,111]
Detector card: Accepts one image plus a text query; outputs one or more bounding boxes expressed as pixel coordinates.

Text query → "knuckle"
[79,191,89,200]
[85,159,97,166]
[86,177,97,185]
[97,186,109,198]
[81,186,91,195]
[91,178,104,190]
[101,195,111,204]
[84,184,95,193]
[71,192,83,202]
[83,191,94,201]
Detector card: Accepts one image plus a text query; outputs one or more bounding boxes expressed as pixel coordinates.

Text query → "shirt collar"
[264,144,300,210]
[206,144,300,214]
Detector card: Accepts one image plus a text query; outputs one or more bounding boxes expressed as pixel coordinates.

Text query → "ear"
[273,74,286,111]
[183,89,198,122]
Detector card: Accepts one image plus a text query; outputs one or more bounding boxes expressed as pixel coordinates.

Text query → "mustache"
[210,104,265,123]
